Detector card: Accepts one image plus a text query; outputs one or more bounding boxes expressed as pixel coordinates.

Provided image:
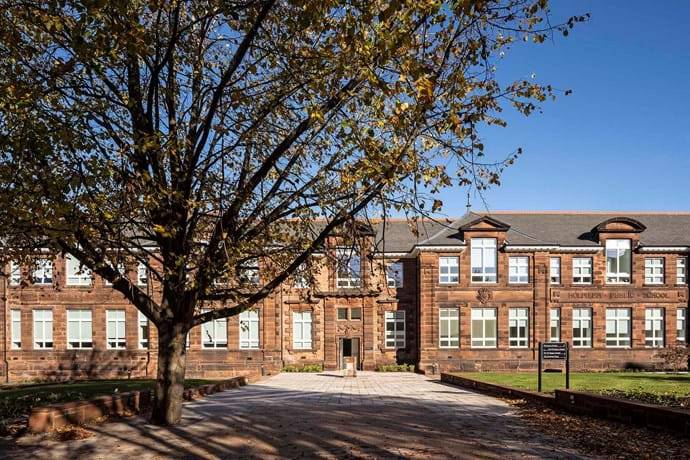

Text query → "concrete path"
[6,372,589,459]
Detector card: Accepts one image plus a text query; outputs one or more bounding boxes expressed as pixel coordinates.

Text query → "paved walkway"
[6,372,589,459]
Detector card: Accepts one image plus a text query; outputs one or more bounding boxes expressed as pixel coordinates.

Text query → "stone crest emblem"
[476,287,492,304]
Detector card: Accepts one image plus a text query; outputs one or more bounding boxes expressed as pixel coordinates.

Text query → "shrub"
[282,364,323,373]
[376,363,414,372]
[657,346,690,373]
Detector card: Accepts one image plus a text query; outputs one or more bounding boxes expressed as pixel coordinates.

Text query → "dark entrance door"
[339,338,360,370]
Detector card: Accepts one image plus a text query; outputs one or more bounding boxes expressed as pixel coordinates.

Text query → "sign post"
[538,341,570,392]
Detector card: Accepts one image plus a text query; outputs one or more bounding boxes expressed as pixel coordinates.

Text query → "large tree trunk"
[150,323,188,425]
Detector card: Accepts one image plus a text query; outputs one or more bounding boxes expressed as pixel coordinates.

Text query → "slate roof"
[374,211,690,252]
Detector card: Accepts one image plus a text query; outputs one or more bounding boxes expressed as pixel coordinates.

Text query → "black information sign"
[537,341,570,392]
[542,342,567,360]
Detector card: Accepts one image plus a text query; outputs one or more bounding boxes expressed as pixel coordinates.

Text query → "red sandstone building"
[2,212,689,382]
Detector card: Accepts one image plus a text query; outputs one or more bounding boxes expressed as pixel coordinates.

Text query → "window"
[202,310,227,348]
[384,310,405,349]
[292,311,313,349]
[645,308,664,348]
[644,258,664,285]
[239,258,260,285]
[509,308,529,348]
[573,258,592,284]
[550,258,561,284]
[508,257,529,284]
[66,254,92,286]
[32,259,53,285]
[104,263,126,286]
[549,308,560,342]
[572,308,592,348]
[471,308,497,348]
[337,307,348,320]
[677,257,687,285]
[386,262,404,288]
[106,310,126,349]
[9,261,20,286]
[336,248,361,288]
[471,238,497,283]
[439,308,459,348]
[33,310,53,349]
[293,265,309,289]
[138,311,149,349]
[678,308,687,342]
[11,310,21,349]
[606,239,631,283]
[137,263,148,286]
[66,309,93,349]
[439,256,459,284]
[350,307,362,320]
[605,308,631,348]
[239,310,260,349]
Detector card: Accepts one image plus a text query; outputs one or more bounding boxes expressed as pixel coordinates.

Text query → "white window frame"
[239,309,260,349]
[645,308,664,348]
[65,254,92,286]
[508,308,529,348]
[678,308,687,342]
[202,310,228,349]
[677,257,687,285]
[644,258,664,285]
[508,256,529,284]
[32,259,53,285]
[471,238,497,283]
[239,258,260,285]
[137,263,148,286]
[11,309,21,349]
[293,264,309,289]
[438,256,459,284]
[106,310,126,349]
[384,310,405,349]
[605,308,631,348]
[138,311,149,349]
[386,261,404,288]
[573,258,593,284]
[549,308,560,342]
[292,311,313,349]
[9,261,21,286]
[471,308,497,348]
[572,308,592,348]
[33,309,53,349]
[606,239,631,284]
[550,257,561,284]
[67,309,93,349]
[336,248,361,288]
[439,307,459,348]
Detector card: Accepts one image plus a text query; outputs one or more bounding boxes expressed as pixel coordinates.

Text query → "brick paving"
[5,372,591,459]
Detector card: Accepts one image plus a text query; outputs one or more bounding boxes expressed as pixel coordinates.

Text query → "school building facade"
[1,212,688,382]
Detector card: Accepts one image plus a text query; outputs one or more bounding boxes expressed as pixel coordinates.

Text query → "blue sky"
[437,0,690,215]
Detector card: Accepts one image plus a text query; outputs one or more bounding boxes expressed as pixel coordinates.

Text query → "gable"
[595,217,646,234]
[458,215,510,233]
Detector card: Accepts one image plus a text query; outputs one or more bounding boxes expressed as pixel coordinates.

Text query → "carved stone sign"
[551,288,687,303]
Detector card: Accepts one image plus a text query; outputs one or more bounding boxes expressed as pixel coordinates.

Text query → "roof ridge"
[476,210,690,215]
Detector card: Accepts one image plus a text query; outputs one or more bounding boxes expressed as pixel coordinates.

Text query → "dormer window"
[471,238,497,283]
[605,239,631,284]
[336,248,361,288]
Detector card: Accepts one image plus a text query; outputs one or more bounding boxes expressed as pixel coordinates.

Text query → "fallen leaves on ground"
[505,398,690,459]
[49,425,94,442]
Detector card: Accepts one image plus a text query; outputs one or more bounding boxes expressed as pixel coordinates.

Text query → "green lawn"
[452,372,690,408]
[0,379,214,420]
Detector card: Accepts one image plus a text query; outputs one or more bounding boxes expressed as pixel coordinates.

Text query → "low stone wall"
[441,373,690,436]
[554,389,690,436]
[28,376,251,433]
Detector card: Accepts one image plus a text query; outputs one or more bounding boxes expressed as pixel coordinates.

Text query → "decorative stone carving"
[336,323,363,336]
[476,287,493,304]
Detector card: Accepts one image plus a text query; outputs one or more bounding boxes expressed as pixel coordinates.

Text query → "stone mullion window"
[605,239,632,284]
[106,310,126,349]
[239,310,260,349]
[605,308,631,348]
[384,310,405,349]
[549,308,560,342]
[572,308,592,348]
[11,309,21,349]
[33,309,54,349]
[470,238,497,283]
[439,308,459,348]
[644,308,664,348]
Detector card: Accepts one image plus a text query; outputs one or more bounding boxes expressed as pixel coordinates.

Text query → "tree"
[0,1,586,424]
